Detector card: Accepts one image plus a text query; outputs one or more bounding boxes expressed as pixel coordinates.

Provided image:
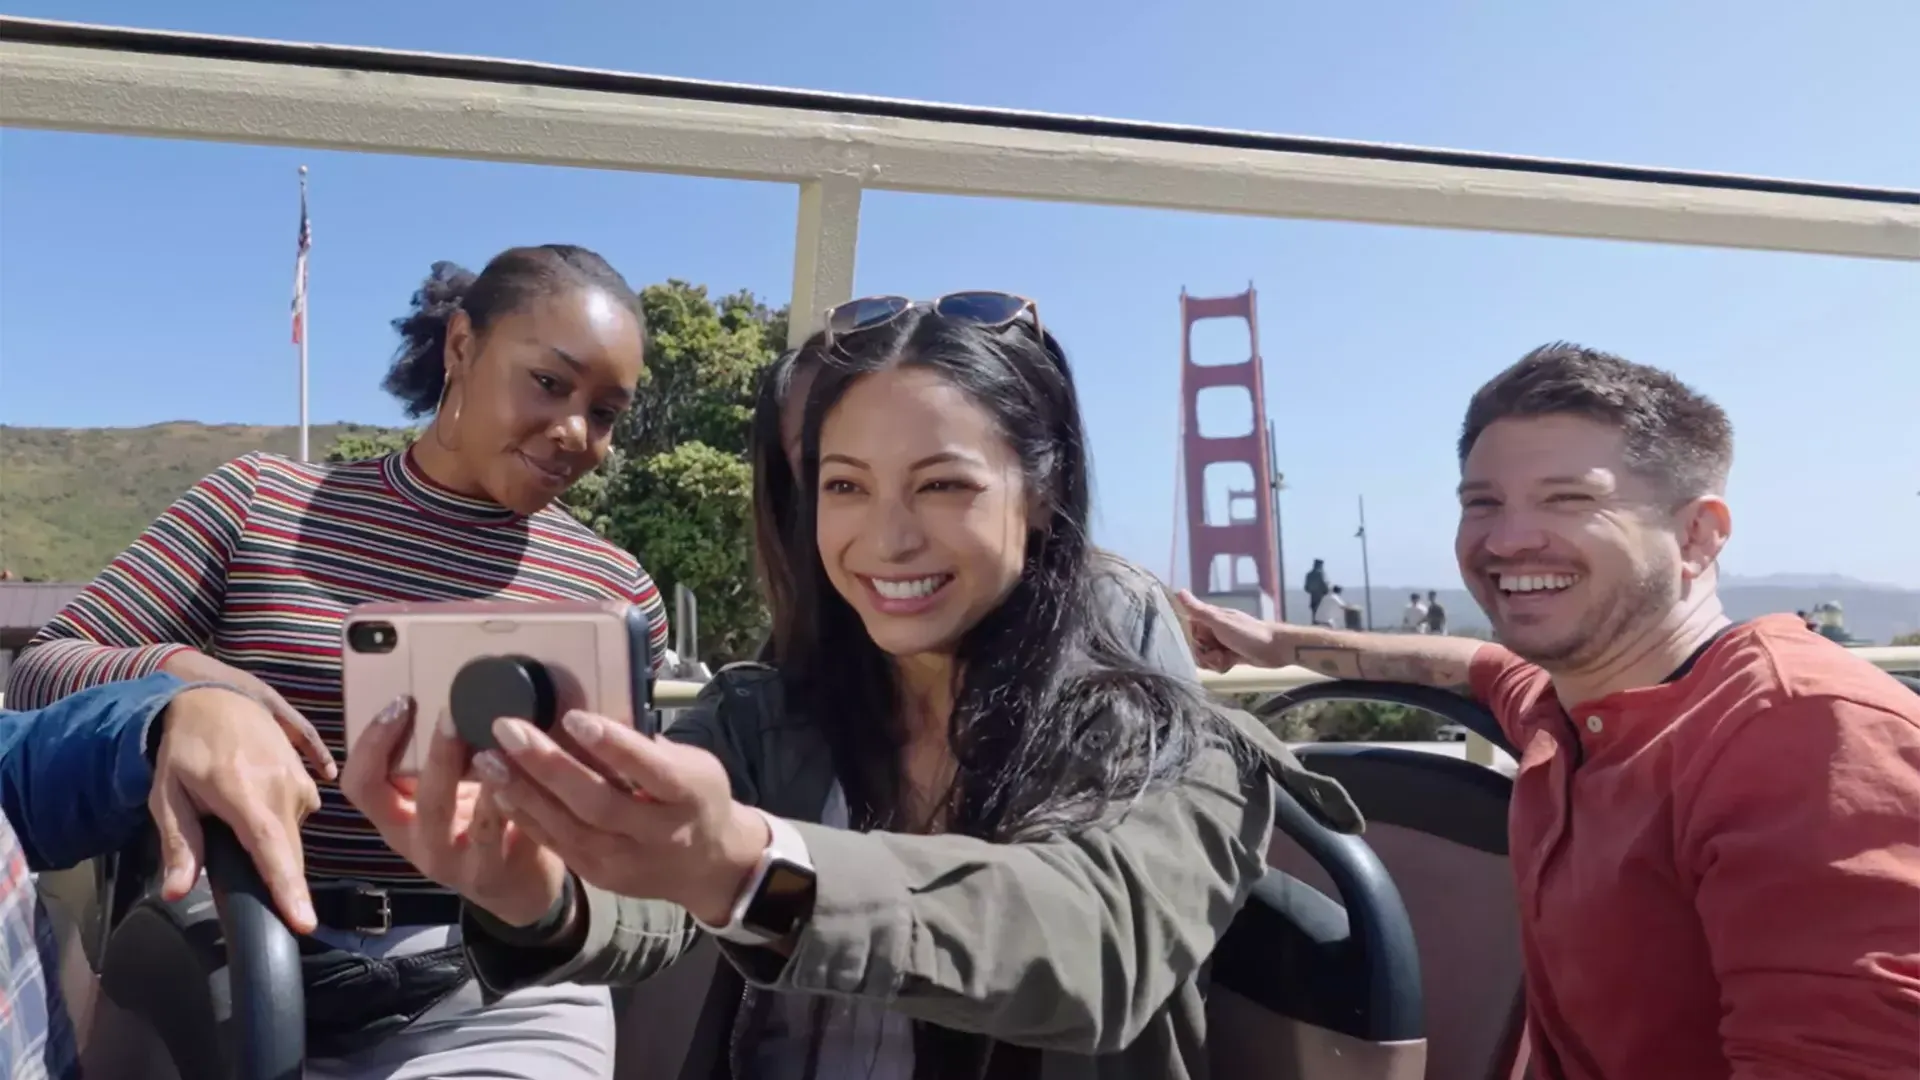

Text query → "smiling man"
[1180,343,1920,1080]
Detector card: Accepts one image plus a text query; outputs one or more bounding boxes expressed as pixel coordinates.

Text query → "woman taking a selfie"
[348,294,1359,1076]
[9,244,669,1078]
[749,340,1196,678]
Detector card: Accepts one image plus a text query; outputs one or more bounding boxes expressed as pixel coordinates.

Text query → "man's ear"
[1677,495,1733,581]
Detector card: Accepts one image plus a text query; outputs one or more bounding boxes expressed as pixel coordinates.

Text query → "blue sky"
[2,0,1916,591]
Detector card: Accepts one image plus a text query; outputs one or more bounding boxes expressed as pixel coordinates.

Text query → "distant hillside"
[0,422,401,581]
[6,422,1918,644]
[1720,572,1912,593]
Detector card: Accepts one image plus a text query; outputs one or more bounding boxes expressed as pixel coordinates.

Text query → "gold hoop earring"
[431,377,463,452]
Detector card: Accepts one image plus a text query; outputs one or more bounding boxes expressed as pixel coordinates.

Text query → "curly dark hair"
[382,244,642,418]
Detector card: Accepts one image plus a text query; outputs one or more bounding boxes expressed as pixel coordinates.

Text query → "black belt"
[309,883,464,935]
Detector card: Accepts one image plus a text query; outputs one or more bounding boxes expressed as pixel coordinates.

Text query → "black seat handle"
[1268,776,1425,1041]
[202,819,306,1080]
[1249,675,1520,1041]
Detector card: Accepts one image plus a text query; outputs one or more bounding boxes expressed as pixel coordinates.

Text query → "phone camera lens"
[348,621,398,655]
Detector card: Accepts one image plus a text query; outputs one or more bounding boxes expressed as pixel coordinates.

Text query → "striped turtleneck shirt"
[7,448,670,886]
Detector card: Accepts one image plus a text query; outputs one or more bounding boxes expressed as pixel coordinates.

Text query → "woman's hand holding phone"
[470,710,769,927]
[340,695,569,928]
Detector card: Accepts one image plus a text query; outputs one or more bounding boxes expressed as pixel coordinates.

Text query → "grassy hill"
[0,422,400,581]
[5,422,1917,644]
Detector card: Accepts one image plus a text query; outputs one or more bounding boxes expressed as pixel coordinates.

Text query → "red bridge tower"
[1179,286,1280,619]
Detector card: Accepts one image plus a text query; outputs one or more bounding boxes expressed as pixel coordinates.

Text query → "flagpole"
[297,165,311,463]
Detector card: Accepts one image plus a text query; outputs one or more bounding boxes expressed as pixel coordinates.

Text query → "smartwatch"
[693,809,817,947]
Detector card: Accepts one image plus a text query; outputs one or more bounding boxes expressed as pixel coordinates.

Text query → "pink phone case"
[340,600,656,776]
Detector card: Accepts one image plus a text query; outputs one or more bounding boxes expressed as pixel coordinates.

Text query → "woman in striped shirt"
[9,244,669,1079]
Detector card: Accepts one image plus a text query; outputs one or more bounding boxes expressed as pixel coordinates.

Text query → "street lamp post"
[1267,420,1289,623]
[1355,494,1374,631]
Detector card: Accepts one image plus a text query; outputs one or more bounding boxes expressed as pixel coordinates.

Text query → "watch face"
[745,858,816,939]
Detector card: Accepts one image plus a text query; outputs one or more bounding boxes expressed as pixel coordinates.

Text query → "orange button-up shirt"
[1471,614,1920,1080]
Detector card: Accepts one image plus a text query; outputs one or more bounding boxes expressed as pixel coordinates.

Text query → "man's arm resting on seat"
[0,671,217,870]
[1685,695,1920,1079]
[1259,625,1487,695]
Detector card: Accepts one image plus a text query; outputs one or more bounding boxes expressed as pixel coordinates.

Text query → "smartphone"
[340,599,658,776]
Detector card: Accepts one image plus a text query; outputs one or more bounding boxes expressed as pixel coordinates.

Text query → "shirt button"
[1585,715,1605,734]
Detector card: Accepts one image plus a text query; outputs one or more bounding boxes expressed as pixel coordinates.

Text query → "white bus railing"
[2,16,1915,354]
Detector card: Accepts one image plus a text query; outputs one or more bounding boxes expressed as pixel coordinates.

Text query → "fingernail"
[562,710,602,745]
[375,697,409,726]
[492,789,515,812]
[493,718,531,753]
[437,708,457,739]
[295,899,316,927]
[472,751,510,784]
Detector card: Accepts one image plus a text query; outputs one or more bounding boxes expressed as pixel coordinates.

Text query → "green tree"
[597,443,762,662]
[1307,700,1445,742]
[1892,631,1920,647]
[1226,693,1455,743]
[619,283,783,461]
[586,282,786,663]
[325,425,416,463]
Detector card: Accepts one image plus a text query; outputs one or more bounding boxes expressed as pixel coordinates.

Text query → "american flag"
[292,168,311,345]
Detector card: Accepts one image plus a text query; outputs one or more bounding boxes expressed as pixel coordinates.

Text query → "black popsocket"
[449,654,558,751]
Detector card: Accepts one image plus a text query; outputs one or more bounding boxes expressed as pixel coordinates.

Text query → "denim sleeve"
[0,671,193,871]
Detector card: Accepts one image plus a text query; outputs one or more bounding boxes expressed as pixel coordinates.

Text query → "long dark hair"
[783,311,1236,1076]
[791,309,1231,835]
[748,348,809,662]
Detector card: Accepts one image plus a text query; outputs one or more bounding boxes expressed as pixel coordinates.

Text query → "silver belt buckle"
[357,886,393,935]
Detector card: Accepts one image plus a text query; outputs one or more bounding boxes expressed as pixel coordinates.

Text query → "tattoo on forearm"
[1295,646,1470,691]
[1295,647,1365,680]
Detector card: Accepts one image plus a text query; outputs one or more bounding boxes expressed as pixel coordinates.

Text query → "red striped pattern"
[9,449,669,885]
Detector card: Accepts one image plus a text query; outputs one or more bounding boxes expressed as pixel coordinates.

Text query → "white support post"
[788,177,863,347]
[1466,731,1496,768]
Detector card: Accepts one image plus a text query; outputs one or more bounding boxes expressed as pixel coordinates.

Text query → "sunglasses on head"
[821,291,1041,349]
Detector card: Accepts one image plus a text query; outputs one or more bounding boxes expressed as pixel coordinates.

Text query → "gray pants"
[303,923,615,1080]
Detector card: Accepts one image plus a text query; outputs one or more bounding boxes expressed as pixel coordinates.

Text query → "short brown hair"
[1458,343,1733,497]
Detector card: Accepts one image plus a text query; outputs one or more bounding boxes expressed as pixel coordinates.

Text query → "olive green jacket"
[464,567,1361,1078]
